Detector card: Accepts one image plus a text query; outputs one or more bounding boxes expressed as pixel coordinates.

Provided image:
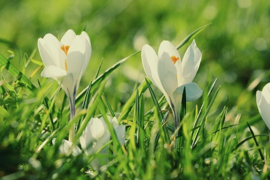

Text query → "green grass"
[1,0,270,179]
[1,27,270,179]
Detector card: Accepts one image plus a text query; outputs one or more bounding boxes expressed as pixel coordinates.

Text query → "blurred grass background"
[0,0,269,129]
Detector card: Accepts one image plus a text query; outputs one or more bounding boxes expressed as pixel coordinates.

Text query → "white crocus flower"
[141,40,202,128]
[38,29,91,141]
[52,138,81,156]
[53,116,125,169]
[80,116,125,169]
[256,83,270,130]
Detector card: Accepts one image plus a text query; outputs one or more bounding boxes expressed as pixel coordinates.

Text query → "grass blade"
[0,54,35,90]
[77,83,92,131]
[0,38,22,61]
[191,85,221,149]
[118,78,149,121]
[102,94,115,117]
[233,134,268,151]
[74,81,106,144]
[176,23,210,50]
[191,79,217,140]
[145,79,170,145]
[246,122,264,161]
[76,51,140,105]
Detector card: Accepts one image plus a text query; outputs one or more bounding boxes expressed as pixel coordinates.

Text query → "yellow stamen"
[61,45,70,55]
[65,59,68,71]
[171,56,179,64]
[61,45,70,71]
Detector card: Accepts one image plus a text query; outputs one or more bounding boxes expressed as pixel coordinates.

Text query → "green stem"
[68,94,76,142]
[173,108,181,152]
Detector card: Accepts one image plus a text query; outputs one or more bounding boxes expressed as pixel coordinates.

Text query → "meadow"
[1,0,270,179]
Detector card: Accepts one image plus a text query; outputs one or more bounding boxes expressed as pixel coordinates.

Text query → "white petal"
[174,82,203,102]
[92,133,110,154]
[80,118,110,155]
[141,44,159,85]
[80,31,92,74]
[66,35,85,78]
[65,39,84,91]
[38,38,55,66]
[80,118,98,149]
[66,51,84,76]
[107,116,125,145]
[261,83,270,104]
[172,87,183,116]
[42,34,62,68]
[109,116,119,128]
[91,118,108,140]
[157,52,178,98]
[52,138,81,156]
[157,41,184,86]
[61,29,76,46]
[115,125,126,145]
[41,66,67,78]
[256,84,270,130]
[80,118,98,154]
[60,74,76,99]
[181,40,202,84]
[68,35,85,54]
[175,58,183,85]
[158,40,180,60]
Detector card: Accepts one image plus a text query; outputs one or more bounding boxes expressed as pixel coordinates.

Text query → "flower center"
[61,45,70,55]
[171,56,179,64]
[61,45,70,71]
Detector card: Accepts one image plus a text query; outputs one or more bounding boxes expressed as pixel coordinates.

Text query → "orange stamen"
[61,45,70,71]
[61,45,70,55]
[65,59,68,71]
[171,56,179,64]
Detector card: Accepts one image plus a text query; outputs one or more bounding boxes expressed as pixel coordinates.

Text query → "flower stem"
[173,109,181,152]
[68,95,76,142]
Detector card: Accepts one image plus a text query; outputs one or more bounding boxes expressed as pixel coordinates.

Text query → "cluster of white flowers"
[38,28,270,170]
[38,29,205,167]
[52,116,125,169]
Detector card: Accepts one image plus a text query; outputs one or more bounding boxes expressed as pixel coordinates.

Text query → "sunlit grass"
[1,23,270,179]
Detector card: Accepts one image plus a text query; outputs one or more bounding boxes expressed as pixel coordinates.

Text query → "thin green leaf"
[74,81,106,144]
[191,85,221,149]
[41,96,56,132]
[43,97,55,131]
[0,54,35,90]
[139,93,145,150]
[145,79,170,142]
[0,38,22,61]
[154,111,169,151]
[247,122,264,161]
[212,124,237,134]
[118,78,150,122]
[94,58,104,79]
[31,58,44,67]
[25,49,37,69]
[99,99,124,155]
[176,23,210,50]
[76,51,140,106]
[77,83,92,131]
[135,90,140,146]
[191,79,217,139]
[102,93,115,117]
[232,134,268,151]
